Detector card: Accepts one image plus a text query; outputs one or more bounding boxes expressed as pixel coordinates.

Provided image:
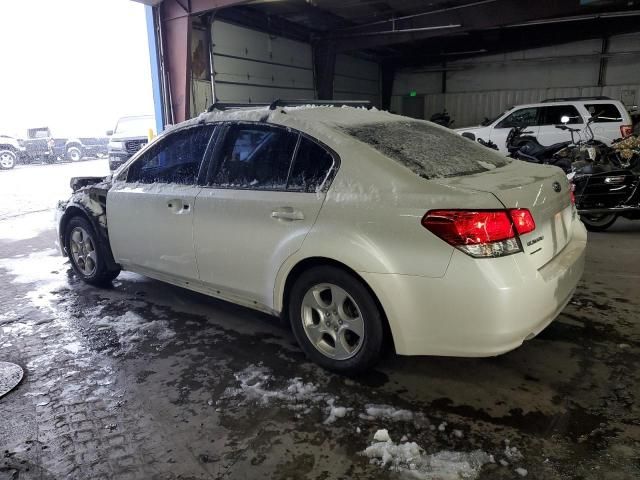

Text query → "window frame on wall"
[203,121,340,193]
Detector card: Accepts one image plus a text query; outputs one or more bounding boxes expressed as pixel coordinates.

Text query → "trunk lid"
[435,162,573,269]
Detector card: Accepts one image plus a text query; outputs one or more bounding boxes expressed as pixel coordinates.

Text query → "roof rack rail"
[207,99,371,113]
[541,96,612,103]
[207,102,271,112]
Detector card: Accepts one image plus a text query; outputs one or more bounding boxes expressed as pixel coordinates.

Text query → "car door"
[490,107,540,153]
[193,122,336,309]
[537,104,584,146]
[107,124,216,281]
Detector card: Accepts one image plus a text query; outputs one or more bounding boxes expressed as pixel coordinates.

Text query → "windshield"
[114,116,155,136]
[340,120,510,179]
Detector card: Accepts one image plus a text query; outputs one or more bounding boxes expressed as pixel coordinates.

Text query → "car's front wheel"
[0,150,16,170]
[289,266,384,374]
[65,216,120,286]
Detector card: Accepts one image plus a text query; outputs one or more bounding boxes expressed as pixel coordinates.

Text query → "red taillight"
[620,125,633,138]
[569,183,576,205]
[509,208,536,235]
[422,209,535,258]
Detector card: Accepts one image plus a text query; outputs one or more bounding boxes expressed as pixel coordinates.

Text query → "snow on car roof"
[180,105,399,130]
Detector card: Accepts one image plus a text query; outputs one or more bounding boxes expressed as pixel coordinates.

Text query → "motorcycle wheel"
[580,213,617,232]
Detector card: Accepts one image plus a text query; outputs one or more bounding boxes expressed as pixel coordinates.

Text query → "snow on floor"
[0,210,57,241]
[88,306,176,355]
[363,430,491,480]
[360,404,416,422]
[0,159,109,220]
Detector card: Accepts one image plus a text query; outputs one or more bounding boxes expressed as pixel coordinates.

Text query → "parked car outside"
[19,127,108,163]
[0,135,26,170]
[57,105,587,373]
[456,97,632,154]
[107,115,156,171]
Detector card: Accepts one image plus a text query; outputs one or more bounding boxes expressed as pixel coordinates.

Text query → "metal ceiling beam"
[321,0,624,52]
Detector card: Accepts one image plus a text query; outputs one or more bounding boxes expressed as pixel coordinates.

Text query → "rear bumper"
[361,221,587,357]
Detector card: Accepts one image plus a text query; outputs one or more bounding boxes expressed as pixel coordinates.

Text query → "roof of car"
[179,105,402,132]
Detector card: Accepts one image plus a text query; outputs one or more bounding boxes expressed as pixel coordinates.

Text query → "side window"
[584,103,623,122]
[288,137,334,192]
[539,105,583,125]
[212,125,297,189]
[127,125,214,184]
[496,107,539,128]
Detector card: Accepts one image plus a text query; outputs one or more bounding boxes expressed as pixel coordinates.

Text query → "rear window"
[584,103,623,122]
[340,121,510,179]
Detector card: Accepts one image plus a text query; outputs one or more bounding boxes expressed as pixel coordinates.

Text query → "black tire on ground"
[288,266,384,374]
[64,216,120,286]
[580,213,618,232]
[0,149,16,170]
[66,146,83,162]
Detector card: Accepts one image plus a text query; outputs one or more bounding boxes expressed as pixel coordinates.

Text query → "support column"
[598,37,609,89]
[145,6,165,133]
[161,1,192,123]
[313,41,336,100]
[381,62,395,111]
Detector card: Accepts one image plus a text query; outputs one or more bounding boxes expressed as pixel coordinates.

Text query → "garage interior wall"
[189,20,381,116]
[391,32,640,127]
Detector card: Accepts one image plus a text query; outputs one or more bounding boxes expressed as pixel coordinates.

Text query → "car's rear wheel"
[289,266,384,374]
[0,150,16,170]
[581,213,617,232]
[65,216,120,286]
[66,146,82,162]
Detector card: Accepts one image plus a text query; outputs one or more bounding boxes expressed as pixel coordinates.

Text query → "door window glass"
[127,126,214,184]
[212,125,297,189]
[288,137,334,192]
[584,103,623,122]
[496,107,539,128]
[539,105,583,125]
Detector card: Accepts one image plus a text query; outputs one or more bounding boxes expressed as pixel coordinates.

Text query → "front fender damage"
[57,177,119,271]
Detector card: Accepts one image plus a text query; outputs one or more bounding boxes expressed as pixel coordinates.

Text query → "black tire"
[288,266,384,374]
[580,213,617,232]
[64,216,120,286]
[0,149,16,170]
[66,146,83,162]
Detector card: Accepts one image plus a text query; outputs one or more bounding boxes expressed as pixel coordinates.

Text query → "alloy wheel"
[300,283,365,360]
[0,152,15,169]
[69,226,98,276]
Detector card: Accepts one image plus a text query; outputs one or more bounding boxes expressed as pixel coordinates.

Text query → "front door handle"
[167,199,190,214]
[271,207,304,221]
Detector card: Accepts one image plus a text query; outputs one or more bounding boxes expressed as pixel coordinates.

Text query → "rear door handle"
[271,207,304,221]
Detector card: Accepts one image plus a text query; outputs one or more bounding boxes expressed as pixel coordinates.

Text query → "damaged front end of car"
[55,175,119,271]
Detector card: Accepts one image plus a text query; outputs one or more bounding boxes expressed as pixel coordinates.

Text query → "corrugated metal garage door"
[334,54,380,107]
[210,20,315,104]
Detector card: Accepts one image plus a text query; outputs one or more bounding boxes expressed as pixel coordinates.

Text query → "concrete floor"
[0,161,639,480]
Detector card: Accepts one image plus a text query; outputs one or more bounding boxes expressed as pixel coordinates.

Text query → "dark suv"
[107,115,156,171]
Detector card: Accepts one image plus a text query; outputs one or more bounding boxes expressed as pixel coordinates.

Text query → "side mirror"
[560,116,570,124]
[106,130,114,136]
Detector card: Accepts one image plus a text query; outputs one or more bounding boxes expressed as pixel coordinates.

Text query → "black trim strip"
[214,52,313,71]
[215,80,314,91]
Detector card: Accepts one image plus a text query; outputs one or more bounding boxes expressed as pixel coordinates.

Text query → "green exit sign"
[409,90,417,97]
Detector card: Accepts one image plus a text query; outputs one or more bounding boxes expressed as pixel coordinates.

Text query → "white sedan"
[56,105,587,373]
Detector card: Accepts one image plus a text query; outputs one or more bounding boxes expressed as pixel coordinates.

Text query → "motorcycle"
[430,109,454,128]
[571,135,640,231]
[507,115,640,231]
[505,125,573,173]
